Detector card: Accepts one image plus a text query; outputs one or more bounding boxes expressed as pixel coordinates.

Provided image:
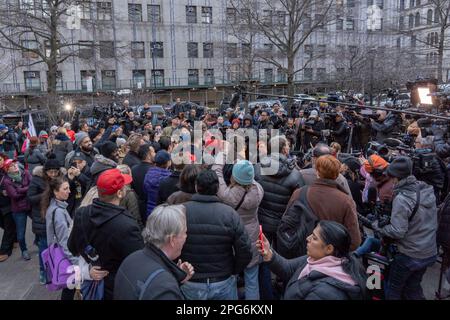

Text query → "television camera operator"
[370,108,401,144]
[300,109,325,150]
[330,112,350,151]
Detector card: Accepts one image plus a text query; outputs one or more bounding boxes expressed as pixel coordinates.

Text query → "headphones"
[368,156,385,176]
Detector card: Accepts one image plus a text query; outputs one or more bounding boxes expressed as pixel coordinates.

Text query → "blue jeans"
[244,264,260,300]
[355,237,381,257]
[386,253,437,300]
[12,212,28,252]
[36,235,48,274]
[181,276,238,300]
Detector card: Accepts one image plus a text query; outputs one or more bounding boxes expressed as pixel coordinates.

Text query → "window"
[304,44,313,58]
[128,4,142,22]
[187,42,198,58]
[78,1,91,20]
[427,9,433,25]
[336,68,345,75]
[368,0,373,5]
[337,18,343,30]
[240,9,250,24]
[227,43,237,58]
[408,14,414,28]
[150,42,164,58]
[263,10,272,25]
[203,42,213,58]
[97,2,112,20]
[81,70,96,91]
[304,15,312,30]
[399,16,404,30]
[186,6,197,23]
[242,43,251,58]
[132,70,146,88]
[435,9,440,23]
[400,0,405,10]
[188,69,199,85]
[411,35,416,48]
[317,68,326,80]
[349,45,358,55]
[131,42,145,58]
[100,41,114,58]
[19,0,35,15]
[410,0,414,8]
[148,5,161,23]
[79,41,94,59]
[415,12,420,27]
[204,69,214,85]
[397,38,401,48]
[304,68,313,81]
[101,70,116,89]
[47,71,63,91]
[151,69,164,87]
[277,11,286,26]
[226,8,236,24]
[44,40,60,58]
[264,69,273,83]
[315,14,325,29]
[347,0,355,7]
[377,0,384,9]
[416,0,420,5]
[201,7,212,24]
[317,45,326,55]
[21,40,39,59]
[263,43,273,55]
[24,71,41,91]
[277,68,286,82]
[346,18,354,30]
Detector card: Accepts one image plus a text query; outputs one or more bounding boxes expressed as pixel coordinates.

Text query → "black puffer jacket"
[123,151,141,169]
[180,194,252,279]
[27,166,66,236]
[268,253,366,300]
[68,199,144,300]
[52,134,73,167]
[0,171,11,216]
[255,153,304,234]
[438,194,450,250]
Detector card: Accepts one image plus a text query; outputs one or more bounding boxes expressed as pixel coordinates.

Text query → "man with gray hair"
[114,204,194,300]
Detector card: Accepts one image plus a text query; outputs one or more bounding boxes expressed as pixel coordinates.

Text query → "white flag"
[28,113,37,137]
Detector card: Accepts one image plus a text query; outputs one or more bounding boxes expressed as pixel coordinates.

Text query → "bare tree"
[230,0,334,114]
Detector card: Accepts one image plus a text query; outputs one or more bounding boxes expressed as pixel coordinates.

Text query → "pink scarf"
[298,256,357,286]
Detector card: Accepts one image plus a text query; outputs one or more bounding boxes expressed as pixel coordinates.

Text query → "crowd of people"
[0,95,449,301]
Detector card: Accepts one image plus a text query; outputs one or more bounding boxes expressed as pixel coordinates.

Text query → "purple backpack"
[41,209,75,291]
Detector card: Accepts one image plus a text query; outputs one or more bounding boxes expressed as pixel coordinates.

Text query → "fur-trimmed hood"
[32,165,67,178]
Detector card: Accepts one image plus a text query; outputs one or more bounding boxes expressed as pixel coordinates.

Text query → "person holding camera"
[67,152,91,217]
[302,110,325,151]
[371,110,400,144]
[331,113,349,151]
[372,157,438,300]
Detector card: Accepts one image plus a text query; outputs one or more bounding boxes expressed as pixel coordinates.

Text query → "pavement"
[0,217,448,300]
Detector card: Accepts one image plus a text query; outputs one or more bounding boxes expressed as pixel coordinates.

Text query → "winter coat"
[378,176,438,259]
[65,146,97,169]
[255,153,303,235]
[180,194,252,279]
[67,171,91,217]
[371,112,400,143]
[131,162,153,220]
[157,171,181,204]
[299,167,351,196]
[114,244,186,300]
[166,191,194,205]
[3,170,31,213]
[24,147,46,173]
[437,194,450,250]
[143,166,172,217]
[68,199,144,300]
[52,134,73,167]
[303,119,325,148]
[90,154,117,184]
[332,119,349,148]
[123,151,141,169]
[27,166,66,236]
[285,179,361,251]
[0,171,11,216]
[2,130,17,152]
[268,253,365,300]
[213,164,264,268]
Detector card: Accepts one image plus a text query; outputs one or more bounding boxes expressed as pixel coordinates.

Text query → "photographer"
[372,157,438,300]
[371,110,400,143]
[331,112,349,150]
[302,110,325,151]
[432,125,450,159]
[66,152,91,216]
[257,111,274,131]
[282,118,296,149]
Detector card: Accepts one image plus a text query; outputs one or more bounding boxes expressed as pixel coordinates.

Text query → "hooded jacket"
[52,134,73,167]
[378,176,438,259]
[27,166,66,236]
[68,199,144,300]
[213,164,264,268]
[90,154,118,184]
[114,244,186,300]
[255,153,303,234]
[180,194,252,279]
[268,253,365,300]
[3,170,31,213]
[24,147,46,174]
[143,166,172,217]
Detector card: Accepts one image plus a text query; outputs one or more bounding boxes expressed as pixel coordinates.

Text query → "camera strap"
[408,186,421,222]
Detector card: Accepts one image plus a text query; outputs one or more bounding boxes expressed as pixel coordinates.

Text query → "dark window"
[408,14,414,28]
[347,0,355,7]
[204,69,214,85]
[81,70,96,91]
[227,43,237,58]
[79,41,94,59]
[203,42,213,58]
[400,0,405,10]
[21,40,39,59]
[304,44,313,58]
[346,18,354,30]
[242,43,251,58]
[240,8,250,24]
[304,68,313,81]
[226,8,236,24]
[435,9,440,23]
[132,70,145,88]
[151,69,164,87]
[101,70,116,89]
[415,12,420,27]
[128,4,142,22]
[317,68,326,80]
[336,18,343,30]
[427,9,433,25]
[277,11,286,26]
[411,35,416,48]
[188,69,199,85]
[399,16,404,30]
[24,71,41,91]
[201,7,212,24]
[97,2,112,20]
[410,0,415,8]
[186,6,197,23]
[263,10,272,25]
[264,69,273,83]
[148,5,161,23]
[150,42,164,58]
[187,42,198,58]
[100,41,114,58]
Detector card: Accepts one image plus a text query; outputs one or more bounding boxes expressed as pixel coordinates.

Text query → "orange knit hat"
[363,154,388,173]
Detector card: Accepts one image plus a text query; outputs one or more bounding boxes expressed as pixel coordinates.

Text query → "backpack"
[276,186,318,259]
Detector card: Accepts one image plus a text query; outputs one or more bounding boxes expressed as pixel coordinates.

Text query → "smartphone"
[259,225,264,252]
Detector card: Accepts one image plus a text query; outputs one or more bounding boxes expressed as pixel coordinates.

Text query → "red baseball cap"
[97,168,132,195]
[2,159,17,171]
